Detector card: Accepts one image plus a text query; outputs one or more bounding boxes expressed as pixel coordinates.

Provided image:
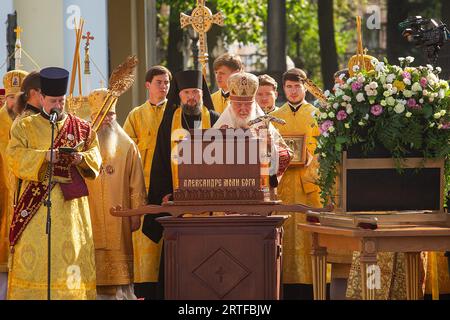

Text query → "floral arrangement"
[316,57,450,204]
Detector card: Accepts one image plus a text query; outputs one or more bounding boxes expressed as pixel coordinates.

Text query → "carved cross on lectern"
[180,0,224,76]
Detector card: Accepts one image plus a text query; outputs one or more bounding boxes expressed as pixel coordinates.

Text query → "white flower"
[328,112,335,118]
[398,99,407,105]
[406,112,412,118]
[341,102,347,107]
[328,126,335,133]
[342,95,351,102]
[380,100,387,106]
[439,80,449,89]
[423,90,429,96]
[320,112,328,119]
[375,62,386,72]
[321,152,327,157]
[419,98,424,104]
[403,90,413,98]
[429,123,436,128]
[356,93,365,102]
[358,121,365,126]
[440,110,446,116]
[429,97,435,102]
[436,67,442,73]
[383,90,392,97]
[333,103,339,109]
[369,82,378,90]
[386,74,396,83]
[411,83,422,92]
[434,112,442,119]
[346,105,353,114]
[364,114,369,120]
[379,75,387,84]
[398,57,405,63]
[439,89,446,99]
[344,123,350,129]
[353,65,360,73]
[394,104,405,114]
[324,90,331,97]
[385,84,393,90]
[357,76,365,83]
[406,56,415,63]
[371,58,379,66]
[403,78,411,85]
[387,96,396,106]
[427,64,434,71]
[335,89,344,97]
[438,124,444,129]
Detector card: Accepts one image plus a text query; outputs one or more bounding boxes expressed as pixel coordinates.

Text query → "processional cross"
[180,0,224,77]
[82,31,95,75]
[14,26,23,69]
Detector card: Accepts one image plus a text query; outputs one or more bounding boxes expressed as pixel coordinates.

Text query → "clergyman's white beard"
[230,105,254,129]
[97,121,119,161]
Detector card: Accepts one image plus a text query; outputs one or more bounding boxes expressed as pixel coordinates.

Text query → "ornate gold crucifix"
[82,31,94,75]
[180,0,224,76]
[14,26,23,69]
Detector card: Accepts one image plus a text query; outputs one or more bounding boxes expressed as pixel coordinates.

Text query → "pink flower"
[351,82,363,92]
[441,122,450,130]
[420,77,428,88]
[320,120,333,134]
[370,104,383,116]
[402,72,411,79]
[336,110,348,121]
[406,98,421,109]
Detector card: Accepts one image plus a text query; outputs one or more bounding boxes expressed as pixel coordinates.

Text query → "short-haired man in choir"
[256,74,279,114]
[123,65,172,299]
[211,53,244,114]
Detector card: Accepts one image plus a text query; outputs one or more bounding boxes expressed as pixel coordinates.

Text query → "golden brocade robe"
[0,106,13,273]
[6,113,101,300]
[86,129,147,287]
[123,101,165,283]
[211,90,229,114]
[271,103,325,284]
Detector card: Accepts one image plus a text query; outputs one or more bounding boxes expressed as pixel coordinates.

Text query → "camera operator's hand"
[45,149,59,163]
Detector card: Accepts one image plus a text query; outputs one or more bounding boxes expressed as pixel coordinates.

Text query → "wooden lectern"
[159,215,287,300]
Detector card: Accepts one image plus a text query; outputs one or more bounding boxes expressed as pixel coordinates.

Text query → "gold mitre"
[228,72,259,102]
[88,88,116,115]
[3,69,29,97]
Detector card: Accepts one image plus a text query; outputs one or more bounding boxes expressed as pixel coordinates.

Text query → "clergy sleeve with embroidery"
[78,131,102,180]
[6,121,48,182]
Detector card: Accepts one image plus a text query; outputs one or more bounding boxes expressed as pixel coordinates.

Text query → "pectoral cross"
[180,0,224,76]
[82,32,94,75]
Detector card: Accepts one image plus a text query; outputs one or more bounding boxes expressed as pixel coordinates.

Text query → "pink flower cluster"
[370,104,383,116]
[320,120,333,134]
[336,110,348,121]
[351,82,363,92]
[407,98,421,110]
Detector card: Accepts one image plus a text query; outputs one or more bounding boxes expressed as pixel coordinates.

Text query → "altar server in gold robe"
[256,74,279,114]
[0,69,28,300]
[123,66,171,299]
[86,88,146,300]
[211,53,243,114]
[6,67,101,300]
[270,68,324,299]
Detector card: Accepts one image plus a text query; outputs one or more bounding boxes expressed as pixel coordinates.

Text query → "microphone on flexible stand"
[49,108,61,124]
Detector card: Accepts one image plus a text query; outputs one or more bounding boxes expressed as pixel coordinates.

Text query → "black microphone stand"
[44,115,57,301]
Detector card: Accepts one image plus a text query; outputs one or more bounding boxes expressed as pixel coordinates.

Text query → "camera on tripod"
[399,16,450,65]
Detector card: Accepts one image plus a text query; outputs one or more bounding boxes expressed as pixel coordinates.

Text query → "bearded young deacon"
[141,70,219,299]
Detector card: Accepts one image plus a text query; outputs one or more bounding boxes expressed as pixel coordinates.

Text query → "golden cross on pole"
[180,0,224,77]
[14,26,23,40]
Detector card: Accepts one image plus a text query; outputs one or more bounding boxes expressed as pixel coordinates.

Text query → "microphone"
[49,108,61,124]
